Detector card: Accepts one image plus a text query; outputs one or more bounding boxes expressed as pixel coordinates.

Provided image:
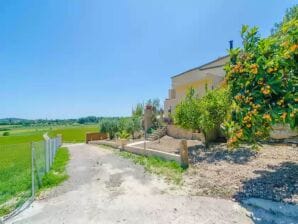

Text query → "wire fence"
[0,134,62,222]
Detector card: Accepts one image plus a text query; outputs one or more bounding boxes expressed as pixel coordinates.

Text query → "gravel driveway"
[8,144,252,224]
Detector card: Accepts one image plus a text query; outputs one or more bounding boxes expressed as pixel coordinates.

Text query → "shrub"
[118,130,130,140]
[2,131,10,136]
[132,103,143,117]
[174,87,230,142]
[174,88,201,131]
[99,119,119,139]
[198,88,231,139]
[224,16,298,147]
[125,117,141,139]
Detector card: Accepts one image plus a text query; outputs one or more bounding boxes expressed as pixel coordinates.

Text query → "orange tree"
[174,87,230,144]
[224,17,298,147]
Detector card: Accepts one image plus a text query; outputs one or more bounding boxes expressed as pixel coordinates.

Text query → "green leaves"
[241,25,249,36]
[225,8,298,147]
[99,119,120,139]
[118,130,130,140]
[174,87,231,136]
[174,87,201,131]
[198,88,230,132]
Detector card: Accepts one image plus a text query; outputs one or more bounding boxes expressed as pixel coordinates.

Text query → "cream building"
[164,55,229,117]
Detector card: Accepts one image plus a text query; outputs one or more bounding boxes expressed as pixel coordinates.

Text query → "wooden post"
[180,139,189,168]
[121,140,124,151]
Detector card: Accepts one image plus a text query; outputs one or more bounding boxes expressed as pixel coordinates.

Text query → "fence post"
[49,139,51,167]
[56,134,62,147]
[43,134,50,173]
[53,138,55,156]
[31,142,35,199]
[48,139,51,168]
[50,139,53,166]
[55,137,58,151]
[180,139,189,168]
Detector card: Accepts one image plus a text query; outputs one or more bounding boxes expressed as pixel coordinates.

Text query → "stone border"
[89,140,185,166]
[243,198,298,223]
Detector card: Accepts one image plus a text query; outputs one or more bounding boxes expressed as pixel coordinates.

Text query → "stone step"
[147,127,167,141]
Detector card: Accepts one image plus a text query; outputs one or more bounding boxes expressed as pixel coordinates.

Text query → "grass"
[0,143,31,216]
[0,124,99,144]
[49,125,98,142]
[98,144,186,185]
[118,150,185,185]
[41,147,70,189]
[0,123,93,216]
[0,132,44,144]
[0,146,70,216]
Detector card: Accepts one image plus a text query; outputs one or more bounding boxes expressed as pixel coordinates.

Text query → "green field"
[49,125,99,142]
[0,143,31,216]
[0,124,99,216]
[0,124,99,144]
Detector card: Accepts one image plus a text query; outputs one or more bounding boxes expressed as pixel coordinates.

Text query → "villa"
[164,55,230,117]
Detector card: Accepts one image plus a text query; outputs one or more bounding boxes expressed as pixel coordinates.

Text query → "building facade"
[164,55,229,118]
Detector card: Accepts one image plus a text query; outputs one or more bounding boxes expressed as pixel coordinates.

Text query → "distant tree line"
[0,116,121,126]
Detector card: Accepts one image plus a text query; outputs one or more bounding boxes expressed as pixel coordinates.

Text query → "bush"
[198,88,231,139]
[174,87,230,142]
[99,119,119,139]
[224,14,298,147]
[118,130,130,140]
[174,88,201,131]
[99,117,142,140]
[124,117,141,139]
[2,132,10,136]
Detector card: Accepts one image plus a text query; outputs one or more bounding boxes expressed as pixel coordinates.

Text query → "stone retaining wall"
[270,124,298,140]
[90,140,183,165]
[166,125,204,140]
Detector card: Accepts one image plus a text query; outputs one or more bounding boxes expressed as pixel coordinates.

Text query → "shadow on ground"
[235,162,298,203]
[188,144,257,164]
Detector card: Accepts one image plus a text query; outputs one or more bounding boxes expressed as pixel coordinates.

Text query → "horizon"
[0,116,125,120]
[1,0,296,119]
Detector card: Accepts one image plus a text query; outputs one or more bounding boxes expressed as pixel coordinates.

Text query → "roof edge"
[171,55,229,79]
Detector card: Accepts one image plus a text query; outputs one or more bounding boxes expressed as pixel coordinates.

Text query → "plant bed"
[95,137,182,164]
[184,143,298,204]
[133,135,202,155]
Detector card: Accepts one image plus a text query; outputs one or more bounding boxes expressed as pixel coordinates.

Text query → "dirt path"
[8,144,252,224]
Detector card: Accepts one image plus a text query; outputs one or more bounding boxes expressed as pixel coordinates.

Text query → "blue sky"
[0,0,296,119]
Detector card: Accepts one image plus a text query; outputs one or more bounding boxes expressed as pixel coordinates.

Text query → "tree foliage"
[77,116,98,124]
[224,12,298,147]
[198,88,231,134]
[271,5,298,34]
[146,98,161,113]
[174,88,201,131]
[99,119,119,139]
[119,117,142,139]
[99,117,141,140]
[174,88,230,138]
[132,103,143,118]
